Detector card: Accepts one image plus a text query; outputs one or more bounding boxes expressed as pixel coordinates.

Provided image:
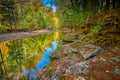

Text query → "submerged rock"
[38,40,120,80]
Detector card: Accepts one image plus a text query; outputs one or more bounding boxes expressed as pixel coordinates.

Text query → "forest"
[0,0,120,80]
[0,0,119,32]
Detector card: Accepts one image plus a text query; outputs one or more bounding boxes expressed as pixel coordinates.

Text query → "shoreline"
[0,29,56,42]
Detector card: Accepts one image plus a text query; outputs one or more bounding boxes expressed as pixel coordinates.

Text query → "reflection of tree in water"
[0,46,6,79]
[0,40,26,79]
[0,32,62,79]
[8,40,26,73]
[0,42,9,79]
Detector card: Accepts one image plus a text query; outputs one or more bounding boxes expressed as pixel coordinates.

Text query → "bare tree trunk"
[100,0,103,11]
[70,0,74,7]
[83,0,86,12]
[112,0,116,9]
[117,0,120,8]
[104,0,110,11]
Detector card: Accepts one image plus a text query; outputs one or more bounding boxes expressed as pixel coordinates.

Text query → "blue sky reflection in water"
[41,0,56,12]
[25,41,59,80]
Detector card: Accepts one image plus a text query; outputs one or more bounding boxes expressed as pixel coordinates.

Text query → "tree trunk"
[104,0,110,11]
[83,0,86,11]
[100,0,103,11]
[70,0,74,7]
[116,0,120,8]
[112,0,116,9]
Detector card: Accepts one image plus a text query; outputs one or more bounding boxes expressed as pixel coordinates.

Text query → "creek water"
[25,41,58,80]
[0,32,63,80]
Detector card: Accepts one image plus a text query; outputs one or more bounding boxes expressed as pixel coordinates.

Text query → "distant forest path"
[0,29,56,42]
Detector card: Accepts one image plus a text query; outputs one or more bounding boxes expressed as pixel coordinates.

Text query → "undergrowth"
[78,9,120,48]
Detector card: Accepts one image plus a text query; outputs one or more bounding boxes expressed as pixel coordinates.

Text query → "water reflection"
[25,41,58,80]
[0,32,62,79]
[36,41,58,71]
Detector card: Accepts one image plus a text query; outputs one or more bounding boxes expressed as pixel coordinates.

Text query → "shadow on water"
[0,32,63,80]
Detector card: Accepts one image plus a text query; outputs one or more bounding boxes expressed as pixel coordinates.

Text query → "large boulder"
[50,41,85,59]
[51,41,102,60]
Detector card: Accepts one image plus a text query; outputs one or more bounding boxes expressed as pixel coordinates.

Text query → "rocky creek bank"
[37,33,120,80]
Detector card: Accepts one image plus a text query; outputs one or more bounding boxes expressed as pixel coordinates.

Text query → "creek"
[0,32,63,80]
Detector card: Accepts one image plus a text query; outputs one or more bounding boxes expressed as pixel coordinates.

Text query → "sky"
[41,0,56,12]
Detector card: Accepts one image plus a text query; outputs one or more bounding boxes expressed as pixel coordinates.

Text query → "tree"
[0,0,18,30]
